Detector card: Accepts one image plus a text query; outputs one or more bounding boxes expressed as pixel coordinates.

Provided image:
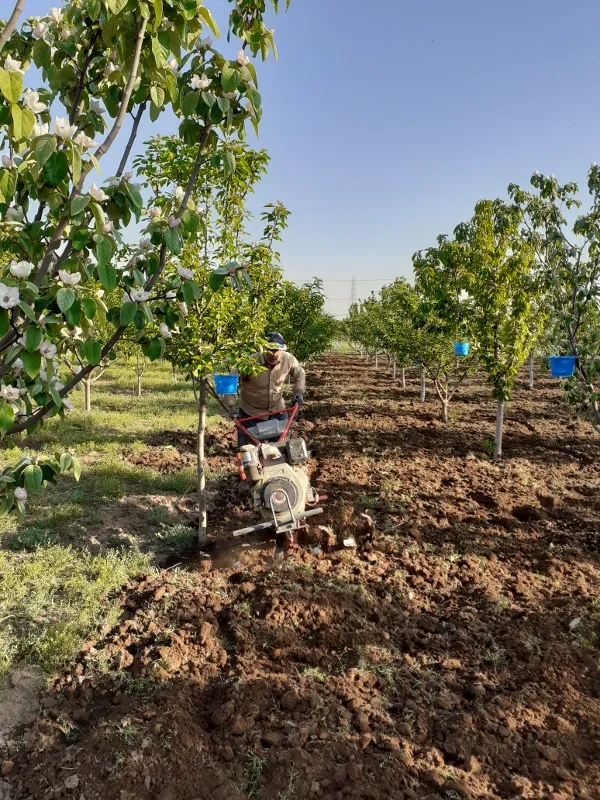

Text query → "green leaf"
[0,309,9,337]
[151,35,168,68]
[223,150,236,179]
[0,168,16,203]
[56,287,76,313]
[49,387,62,408]
[10,104,23,140]
[25,325,43,354]
[18,300,37,323]
[95,235,113,269]
[20,108,35,139]
[0,400,14,433]
[71,195,89,216]
[125,182,143,209]
[164,227,183,255]
[22,350,41,379]
[32,39,52,70]
[59,452,73,471]
[107,0,128,13]
[89,200,105,232]
[0,69,23,104]
[209,269,229,292]
[43,152,69,186]
[181,90,199,116]
[23,464,43,492]
[84,340,102,366]
[72,456,82,481]
[82,298,97,319]
[143,336,163,361]
[120,301,138,326]
[221,63,238,93]
[97,263,117,292]
[150,84,165,108]
[65,300,81,326]
[198,6,220,37]
[70,143,81,184]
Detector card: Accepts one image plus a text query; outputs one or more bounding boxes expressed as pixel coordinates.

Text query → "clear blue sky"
[21,0,600,317]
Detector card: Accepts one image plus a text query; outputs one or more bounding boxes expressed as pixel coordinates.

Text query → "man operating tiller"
[237,332,305,447]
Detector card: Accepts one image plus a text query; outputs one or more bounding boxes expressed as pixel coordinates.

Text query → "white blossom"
[224,91,238,101]
[89,183,108,202]
[174,186,185,203]
[58,270,82,286]
[39,340,57,359]
[1,385,20,401]
[23,89,47,114]
[237,49,250,66]
[54,116,78,140]
[149,206,161,219]
[63,397,74,412]
[32,20,49,38]
[60,27,72,40]
[139,237,152,250]
[9,260,33,278]
[73,365,82,374]
[165,291,177,300]
[5,207,24,223]
[179,302,188,315]
[33,122,49,137]
[0,284,19,309]
[128,255,138,267]
[122,291,133,304]
[191,73,211,90]
[167,58,181,77]
[106,62,117,74]
[123,172,133,181]
[75,132,97,149]
[89,99,103,114]
[177,266,194,280]
[13,358,23,372]
[14,487,27,502]
[168,215,179,228]
[195,36,213,50]
[131,288,149,303]
[48,7,63,22]
[159,323,172,339]
[3,56,23,73]
[1,156,14,169]
[96,289,104,298]
[103,221,113,234]
[18,387,27,396]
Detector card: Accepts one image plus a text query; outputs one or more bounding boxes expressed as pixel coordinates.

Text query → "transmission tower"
[349,276,357,309]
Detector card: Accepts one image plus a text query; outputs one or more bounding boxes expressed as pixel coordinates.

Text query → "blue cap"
[265,332,288,351]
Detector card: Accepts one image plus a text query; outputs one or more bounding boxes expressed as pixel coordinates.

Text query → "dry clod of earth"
[4,356,600,800]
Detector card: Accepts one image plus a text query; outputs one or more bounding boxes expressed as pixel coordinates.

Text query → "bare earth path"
[6,355,600,800]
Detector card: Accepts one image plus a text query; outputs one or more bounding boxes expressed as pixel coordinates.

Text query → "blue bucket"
[213,374,239,395]
[548,356,576,378]
[453,342,470,357]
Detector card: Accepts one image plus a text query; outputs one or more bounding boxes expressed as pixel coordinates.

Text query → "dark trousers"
[237,409,289,448]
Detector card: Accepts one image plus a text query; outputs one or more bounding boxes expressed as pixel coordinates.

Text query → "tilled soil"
[5,356,600,800]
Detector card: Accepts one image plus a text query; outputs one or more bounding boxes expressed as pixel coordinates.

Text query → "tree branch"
[0,0,25,54]
[116,100,147,177]
[69,29,100,125]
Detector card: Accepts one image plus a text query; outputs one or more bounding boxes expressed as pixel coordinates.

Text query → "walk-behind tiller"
[232,404,324,543]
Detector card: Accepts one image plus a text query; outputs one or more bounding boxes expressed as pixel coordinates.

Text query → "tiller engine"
[232,405,324,540]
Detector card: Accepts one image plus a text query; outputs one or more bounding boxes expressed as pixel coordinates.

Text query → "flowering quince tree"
[0,0,289,516]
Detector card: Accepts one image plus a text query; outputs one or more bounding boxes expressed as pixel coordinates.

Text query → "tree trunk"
[84,374,91,412]
[374,352,378,368]
[402,367,406,390]
[420,368,426,403]
[441,399,449,423]
[392,359,396,380]
[528,351,534,389]
[197,377,207,546]
[494,398,505,459]
[136,373,142,397]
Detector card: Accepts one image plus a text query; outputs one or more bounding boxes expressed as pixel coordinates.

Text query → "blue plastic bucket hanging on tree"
[453,342,470,357]
[548,356,576,378]
[213,374,239,395]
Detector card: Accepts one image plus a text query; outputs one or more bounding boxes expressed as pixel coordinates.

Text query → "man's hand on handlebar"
[293,393,304,407]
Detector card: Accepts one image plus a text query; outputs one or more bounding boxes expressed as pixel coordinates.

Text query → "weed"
[153,524,196,554]
[277,765,299,799]
[481,439,495,457]
[55,713,78,742]
[357,494,382,510]
[484,646,507,670]
[298,665,329,683]
[116,721,139,745]
[0,546,150,682]
[6,527,58,551]
[495,595,511,612]
[243,751,266,798]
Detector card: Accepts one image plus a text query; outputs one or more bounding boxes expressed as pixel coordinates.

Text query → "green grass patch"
[0,546,151,681]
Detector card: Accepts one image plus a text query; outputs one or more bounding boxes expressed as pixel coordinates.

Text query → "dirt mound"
[6,356,600,799]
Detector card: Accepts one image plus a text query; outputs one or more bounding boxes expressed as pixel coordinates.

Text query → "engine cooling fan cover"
[260,476,300,515]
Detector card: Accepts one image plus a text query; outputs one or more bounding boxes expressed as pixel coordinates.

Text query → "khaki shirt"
[239,351,306,417]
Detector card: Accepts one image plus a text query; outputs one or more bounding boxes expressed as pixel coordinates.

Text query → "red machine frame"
[234,403,299,446]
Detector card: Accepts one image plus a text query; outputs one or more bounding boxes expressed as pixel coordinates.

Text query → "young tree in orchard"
[509,167,600,432]
[0,0,290,515]
[378,278,418,388]
[266,277,338,363]
[455,200,544,457]
[412,238,477,422]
